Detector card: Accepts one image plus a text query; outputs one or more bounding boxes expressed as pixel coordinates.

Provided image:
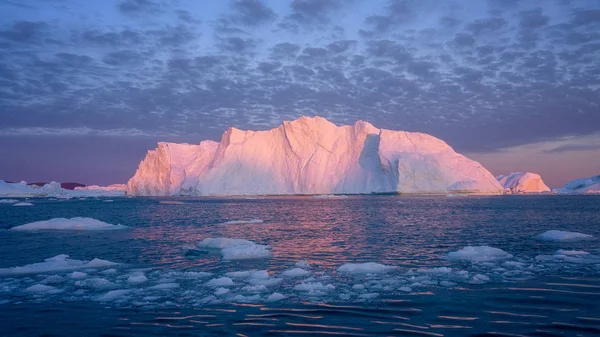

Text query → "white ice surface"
[10,217,128,231]
[447,246,513,262]
[536,230,593,242]
[337,262,396,274]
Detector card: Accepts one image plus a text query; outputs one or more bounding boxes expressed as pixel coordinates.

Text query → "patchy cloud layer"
[0,0,599,185]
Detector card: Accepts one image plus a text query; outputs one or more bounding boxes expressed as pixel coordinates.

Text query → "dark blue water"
[1,196,599,336]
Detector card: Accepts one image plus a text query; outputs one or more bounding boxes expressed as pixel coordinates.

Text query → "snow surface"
[197,238,272,260]
[555,175,600,194]
[10,217,128,231]
[496,172,550,193]
[536,230,593,241]
[0,254,118,276]
[447,246,513,262]
[126,116,504,196]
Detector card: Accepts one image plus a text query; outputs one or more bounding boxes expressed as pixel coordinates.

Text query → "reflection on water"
[0,195,599,336]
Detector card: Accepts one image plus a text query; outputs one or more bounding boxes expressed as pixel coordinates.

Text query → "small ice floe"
[0,254,118,276]
[205,277,234,287]
[9,217,128,231]
[266,292,286,302]
[196,237,272,260]
[536,230,593,242]
[13,202,33,207]
[293,282,335,293]
[447,246,513,262]
[219,219,264,225]
[337,262,396,274]
[127,274,148,285]
[97,289,131,302]
[282,268,310,278]
[295,260,311,269]
[536,250,600,264]
[25,284,61,293]
[0,199,18,204]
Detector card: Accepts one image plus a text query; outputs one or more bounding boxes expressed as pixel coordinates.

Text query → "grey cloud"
[230,0,276,26]
[217,36,257,54]
[0,21,47,43]
[326,40,356,53]
[519,8,549,29]
[571,9,600,26]
[54,53,93,66]
[102,50,143,66]
[284,0,346,28]
[80,29,143,46]
[148,25,200,46]
[176,10,201,24]
[465,17,507,35]
[450,33,475,48]
[270,42,300,60]
[117,0,161,14]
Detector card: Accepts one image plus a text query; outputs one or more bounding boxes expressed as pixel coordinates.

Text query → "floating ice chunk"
[232,294,261,303]
[70,272,87,279]
[398,286,412,292]
[86,258,118,268]
[13,202,33,207]
[295,260,311,269]
[248,277,282,286]
[225,271,252,278]
[41,275,64,284]
[98,289,131,301]
[359,292,379,299]
[469,274,490,284]
[282,268,310,278]
[221,243,272,260]
[0,255,117,276]
[10,217,128,231]
[75,278,116,289]
[101,269,118,275]
[447,246,513,262]
[148,283,179,290]
[440,281,457,287]
[198,238,256,249]
[536,230,593,242]
[293,282,334,292]
[0,199,18,203]
[25,284,58,293]
[249,270,269,279]
[266,292,286,302]
[337,262,396,274]
[546,250,600,264]
[220,219,264,225]
[214,287,230,296]
[352,284,365,290]
[127,274,148,284]
[205,277,234,287]
[241,284,268,293]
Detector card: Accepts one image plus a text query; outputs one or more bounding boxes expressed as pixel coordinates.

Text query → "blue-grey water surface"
[1,195,599,336]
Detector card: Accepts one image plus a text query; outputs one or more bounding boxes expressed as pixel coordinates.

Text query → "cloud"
[229,0,276,26]
[0,21,47,43]
[542,143,600,154]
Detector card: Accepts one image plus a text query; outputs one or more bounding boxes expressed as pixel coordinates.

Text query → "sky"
[0,0,598,188]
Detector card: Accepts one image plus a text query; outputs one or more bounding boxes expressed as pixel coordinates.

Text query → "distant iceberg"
[536,230,593,241]
[554,175,600,194]
[10,217,128,231]
[0,180,125,198]
[127,116,504,196]
[496,172,550,194]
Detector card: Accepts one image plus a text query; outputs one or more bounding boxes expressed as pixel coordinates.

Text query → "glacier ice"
[496,172,550,194]
[536,230,593,242]
[0,180,125,198]
[126,116,504,196]
[10,217,128,231]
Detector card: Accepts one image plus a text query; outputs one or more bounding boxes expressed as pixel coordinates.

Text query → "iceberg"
[337,262,396,274]
[496,172,550,194]
[0,254,118,276]
[9,217,128,231]
[126,116,503,196]
[536,230,593,242]
[554,175,600,194]
[0,180,126,198]
[447,246,513,262]
[196,237,272,260]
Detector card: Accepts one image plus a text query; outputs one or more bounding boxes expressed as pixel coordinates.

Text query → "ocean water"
[1,195,599,336]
